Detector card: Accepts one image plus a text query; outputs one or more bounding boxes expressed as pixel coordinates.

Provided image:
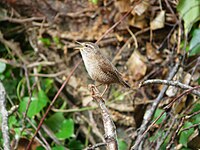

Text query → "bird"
[76,41,130,96]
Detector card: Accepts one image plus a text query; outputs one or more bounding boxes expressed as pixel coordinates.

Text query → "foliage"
[177,0,200,34]
[189,29,200,56]
[118,139,128,150]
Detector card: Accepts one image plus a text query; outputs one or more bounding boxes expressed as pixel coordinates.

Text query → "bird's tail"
[121,79,130,88]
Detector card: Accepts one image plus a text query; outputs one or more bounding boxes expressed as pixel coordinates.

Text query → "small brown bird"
[76,42,130,96]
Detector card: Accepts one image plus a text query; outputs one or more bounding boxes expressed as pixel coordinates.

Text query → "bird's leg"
[101,84,109,97]
[96,83,103,87]
[88,83,102,92]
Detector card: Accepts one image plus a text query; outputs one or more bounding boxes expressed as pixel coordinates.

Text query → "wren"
[76,42,130,96]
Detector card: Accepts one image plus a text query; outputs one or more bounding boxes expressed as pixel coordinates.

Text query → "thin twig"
[180,122,200,132]
[155,116,176,150]
[27,61,56,68]
[3,17,45,23]
[131,62,180,150]
[41,124,62,146]
[26,118,51,150]
[0,31,28,64]
[166,117,184,149]
[51,106,97,113]
[14,66,34,149]
[185,109,200,119]
[0,82,11,150]
[95,7,132,44]
[132,110,166,149]
[0,58,22,67]
[87,142,107,150]
[26,59,82,150]
[30,70,68,78]
[23,66,33,124]
[95,0,142,44]
[164,86,200,110]
[140,79,200,97]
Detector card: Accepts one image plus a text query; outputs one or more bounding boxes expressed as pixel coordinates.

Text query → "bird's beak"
[74,41,84,51]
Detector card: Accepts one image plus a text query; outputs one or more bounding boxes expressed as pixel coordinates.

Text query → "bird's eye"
[85,44,89,47]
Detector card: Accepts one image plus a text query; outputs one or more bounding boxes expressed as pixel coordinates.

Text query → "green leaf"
[149,130,165,142]
[53,37,60,45]
[118,139,128,150]
[39,38,51,47]
[198,77,200,85]
[9,115,18,128]
[189,29,200,56]
[52,146,65,150]
[38,89,49,104]
[90,0,98,4]
[55,118,74,139]
[177,0,200,34]
[19,90,48,117]
[67,139,84,150]
[191,103,200,125]
[153,109,166,125]
[179,122,194,147]
[192,103,200,112]
[45,113,65,132]
[0,62,6,73]
[43,78,53,93]
[36,146,45,150]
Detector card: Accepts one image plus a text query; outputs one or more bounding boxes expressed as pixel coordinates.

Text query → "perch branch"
[90,86,118,150]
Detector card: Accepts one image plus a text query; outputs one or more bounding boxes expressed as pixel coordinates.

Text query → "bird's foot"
[88,84,100,96]
[88,84,105,101]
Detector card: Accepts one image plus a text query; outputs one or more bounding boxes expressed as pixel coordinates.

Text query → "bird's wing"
[99,54,130,88]
[98,55,120,81]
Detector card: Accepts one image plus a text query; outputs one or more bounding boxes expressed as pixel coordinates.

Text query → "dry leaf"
[127,50,147,80]
[188,129,200,149]
[146,42,162,63]
[115,0,131,13]
[128,14,147,29]
[150,10,165,30]
[133,0,149,16]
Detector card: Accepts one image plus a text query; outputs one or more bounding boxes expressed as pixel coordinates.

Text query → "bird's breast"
[81,53,100,80]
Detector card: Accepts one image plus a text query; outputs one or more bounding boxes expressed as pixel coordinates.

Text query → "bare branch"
[131,62,180,150]
[0,82,11,150]
[155,117,176,150]
[180,122,200,132]
[91,86,118,150]
[87,142,107,150]
[140,79,200,97]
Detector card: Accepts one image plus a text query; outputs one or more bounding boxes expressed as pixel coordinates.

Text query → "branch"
[0,81,11,150]
[140,79,200,97]
[180,122,200,132]
[90,86,118,150]
[131,62,180,150]
[87,142,107,150]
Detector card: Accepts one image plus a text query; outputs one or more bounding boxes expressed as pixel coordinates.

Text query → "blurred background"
[0,0,200,149]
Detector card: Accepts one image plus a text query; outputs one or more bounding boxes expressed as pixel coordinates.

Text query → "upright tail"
[121,79,131,88]
[114,69,131,88]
